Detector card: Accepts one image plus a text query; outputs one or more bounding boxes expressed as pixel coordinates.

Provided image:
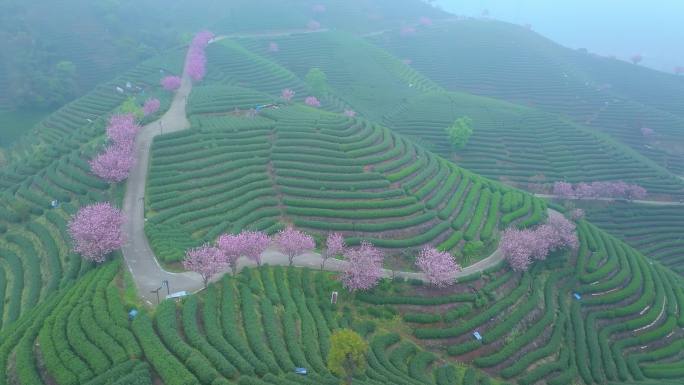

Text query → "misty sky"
[433,0,684,73]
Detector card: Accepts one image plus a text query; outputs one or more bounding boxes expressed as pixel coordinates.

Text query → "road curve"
[120,71,201,306]
[120,38,507,305]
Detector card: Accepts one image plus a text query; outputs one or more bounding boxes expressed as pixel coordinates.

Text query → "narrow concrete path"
[120,39,507,305]
[121,71,201,306]
[535,193,684,206]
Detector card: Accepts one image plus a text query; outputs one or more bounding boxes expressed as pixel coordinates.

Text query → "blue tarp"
[573,293,582,300]
[473,331,482,341]
[295,368,308,375]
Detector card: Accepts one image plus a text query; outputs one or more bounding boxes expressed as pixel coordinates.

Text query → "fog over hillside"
[434,0,684,73]
[1,2,684,385]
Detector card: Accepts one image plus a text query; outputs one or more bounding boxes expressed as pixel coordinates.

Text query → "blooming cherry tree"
[106,114,139,147]
[143,98,160,116]
[341,241,384,291]
[343,109,356,117]
[275,227,315,266]
[401,26,416,36]
[552,181,647,200]
[641,127,655,137]
[552,181,573,197]
[501,212,578,271]
[161,76,182,91]
[419,17,433,26]
[217,233,246,275]
[90,146,135,183]
[501,228,536,271]
[68,203,125,263]
[281,88,295,102]
[183,244,225,287]
[415,247,461,287]
[305,96,321,107]
[307,20,321,30]
[570,208,585,221]
[241,231,270,266]
[91,113,141,183]
[323,233,346,270]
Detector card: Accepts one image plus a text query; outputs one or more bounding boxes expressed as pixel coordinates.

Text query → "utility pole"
[151,286,162,304]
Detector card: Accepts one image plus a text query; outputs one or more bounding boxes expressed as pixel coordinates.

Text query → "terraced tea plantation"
[360,220,684,384]
[583,202,684,275]
[382,91,684,197]
[0,260,507,385]
[147,106,544,261]
[0,51,183,325]
[369,20,684,175]
[230,32,684,198]
[2,2,684,385]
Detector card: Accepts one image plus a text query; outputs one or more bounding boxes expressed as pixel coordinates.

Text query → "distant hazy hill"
[0,0,446,111]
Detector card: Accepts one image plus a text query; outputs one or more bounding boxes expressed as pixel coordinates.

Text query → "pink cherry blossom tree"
[281,88,295,102]
[184,31,215,83]
[570,208,585,221]
[305,96,321,107]
[553,181,574,198]
[341,241,384,291]
[241,231,270,266]
[68,202,125,263]
[641,127,655,137]
[90,146,135,183]
[343,109,356,117]
[186,51,207,82]
[161,76,182,91]
[323,233,346,270]
[183,244,225,288]
[217,233,246,275]
[552,181,647,200]
[106,114,140,147]
[401,26,416,36]
[143,98,161,116]
[415,247,461,287]
[419,16,433,26]
[307,20,321,30]
[500,228,535,271]
[630,54,643,65]
[625,184,647,200]
[275,227,315,266]
[501,212,578,271]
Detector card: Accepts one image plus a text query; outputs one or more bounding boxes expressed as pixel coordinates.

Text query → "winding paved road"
[120,37,506,305]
